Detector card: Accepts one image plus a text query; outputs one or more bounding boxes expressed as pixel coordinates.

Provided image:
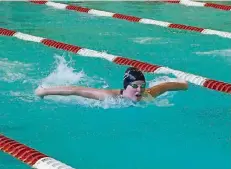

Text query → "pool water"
[0,1,231,169]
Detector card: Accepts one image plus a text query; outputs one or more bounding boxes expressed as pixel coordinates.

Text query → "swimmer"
[35,67,188,102]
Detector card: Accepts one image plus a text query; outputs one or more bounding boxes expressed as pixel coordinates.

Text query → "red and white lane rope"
[0,27,230,94]
[28,0,231,40]
[0,134,76,169]
[165,0,231,11]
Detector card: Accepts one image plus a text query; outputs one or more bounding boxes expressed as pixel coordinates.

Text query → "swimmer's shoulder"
[103,89,121,96]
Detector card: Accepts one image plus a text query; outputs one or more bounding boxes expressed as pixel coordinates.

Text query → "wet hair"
[123,67,145,89]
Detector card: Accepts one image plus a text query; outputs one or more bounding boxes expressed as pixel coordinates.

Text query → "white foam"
[132,37,159,44]
[0,58,31,82]
[40,54,86,87]
[154,98,174,107]
[99,32,122,37]
[44,95,139,109]
[195,49,231,57]
[9,91,38,102]
[132,37,172,45]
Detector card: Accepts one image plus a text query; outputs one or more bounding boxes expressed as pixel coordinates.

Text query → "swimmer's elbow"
[169,81,188,91]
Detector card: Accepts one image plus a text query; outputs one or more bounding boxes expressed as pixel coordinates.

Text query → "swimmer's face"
[124,80,146,102]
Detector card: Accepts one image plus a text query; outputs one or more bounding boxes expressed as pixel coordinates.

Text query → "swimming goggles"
[130,83,146,89]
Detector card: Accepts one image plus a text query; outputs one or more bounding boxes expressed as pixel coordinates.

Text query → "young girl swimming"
[35,67,188,102]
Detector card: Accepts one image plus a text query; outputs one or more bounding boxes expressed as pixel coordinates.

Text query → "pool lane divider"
[0,134,76,169]
[0,27,230,94]
[164,0,231,11]
[28,0,231,40]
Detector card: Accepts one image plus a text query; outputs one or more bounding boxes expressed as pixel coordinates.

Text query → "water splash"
[43,95,139,109]
[132,37,170,45]
[40,54,108,88]
[9,91,38,103]
[195,49,231,57]
[40,55,85,87]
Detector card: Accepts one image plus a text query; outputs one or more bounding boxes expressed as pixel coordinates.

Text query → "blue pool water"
[0,1,231,169]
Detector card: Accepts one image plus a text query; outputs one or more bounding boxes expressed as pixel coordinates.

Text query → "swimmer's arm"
[35,86,119,100]
[145,82,188,97]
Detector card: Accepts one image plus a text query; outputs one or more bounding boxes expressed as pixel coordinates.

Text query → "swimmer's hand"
[35,87,45,99]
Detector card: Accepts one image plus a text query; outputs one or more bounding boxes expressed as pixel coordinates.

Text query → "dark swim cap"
[123,67,145,89]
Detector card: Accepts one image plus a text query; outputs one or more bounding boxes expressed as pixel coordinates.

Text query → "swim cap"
[123,67,145,89]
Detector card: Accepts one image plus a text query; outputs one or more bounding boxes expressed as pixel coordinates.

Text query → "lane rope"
[164,0,231,11]
[0,134,76,169]
[1,27,230,94]
[28,0,231,40]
